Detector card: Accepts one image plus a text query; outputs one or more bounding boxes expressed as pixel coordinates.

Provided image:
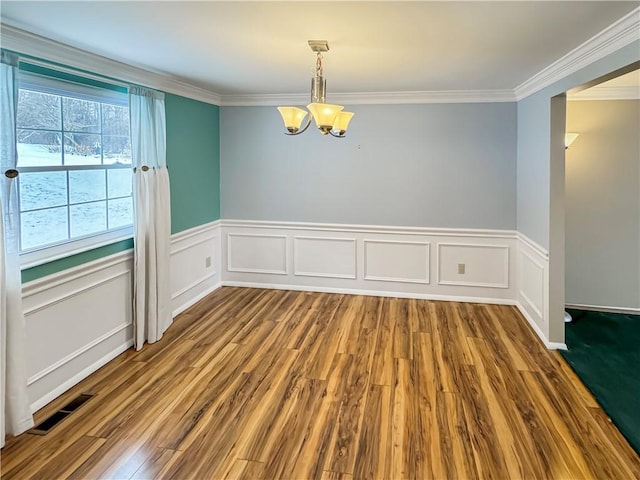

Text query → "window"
[16,68,133,266]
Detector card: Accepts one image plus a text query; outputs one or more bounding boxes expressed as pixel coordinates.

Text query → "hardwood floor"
[2,287,639,479]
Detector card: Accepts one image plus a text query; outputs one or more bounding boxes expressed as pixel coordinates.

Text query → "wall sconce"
[565,133,579,149]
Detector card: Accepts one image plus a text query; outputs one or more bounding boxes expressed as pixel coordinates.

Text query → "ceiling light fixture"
[277,40,354,138]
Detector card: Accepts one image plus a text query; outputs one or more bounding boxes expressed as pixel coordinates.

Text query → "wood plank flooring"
[2,287,639,479]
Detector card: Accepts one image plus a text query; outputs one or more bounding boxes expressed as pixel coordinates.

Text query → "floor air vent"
[29,393,94,435]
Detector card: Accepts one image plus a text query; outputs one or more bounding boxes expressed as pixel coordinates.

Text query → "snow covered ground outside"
[17,143,133,251]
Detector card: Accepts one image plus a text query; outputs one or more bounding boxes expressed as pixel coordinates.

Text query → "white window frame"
[17,69,133,269]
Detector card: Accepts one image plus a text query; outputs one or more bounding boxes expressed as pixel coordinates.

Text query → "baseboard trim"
[565,303,640,315]
[221,281,516,306]
[172,282,222,318]
[516,302,567,350]
[30,339,133,413]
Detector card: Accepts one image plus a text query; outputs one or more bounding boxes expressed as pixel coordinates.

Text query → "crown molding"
[569,85,640,101]
[220,89,516,106]
[0,23,222,106]
[2,6,638,108]
[515,7,640,101]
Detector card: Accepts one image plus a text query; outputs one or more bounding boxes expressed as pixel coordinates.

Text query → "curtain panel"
[129,87,172,350]
[1,49,34,448]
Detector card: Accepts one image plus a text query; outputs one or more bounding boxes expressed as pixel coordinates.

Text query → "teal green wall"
[21,239,133,283]
[19,72,221,282]
[165,93,220,233]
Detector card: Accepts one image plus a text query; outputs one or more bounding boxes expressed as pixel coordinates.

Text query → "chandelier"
[277,40,354,138]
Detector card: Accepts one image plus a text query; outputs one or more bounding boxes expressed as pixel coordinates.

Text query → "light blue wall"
[516,41,640,249]
[221,103,517,229]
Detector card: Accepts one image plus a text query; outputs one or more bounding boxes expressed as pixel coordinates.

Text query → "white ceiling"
[1,1,638,97]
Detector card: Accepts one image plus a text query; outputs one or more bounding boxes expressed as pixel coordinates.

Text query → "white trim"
[222,280,517,306]
[565,303,640,315]
[226,233,288,275]
[518,249,545,319]
[170,220,221,244]
[515,7,640,100]
[363,239,430,285]
[221,89,516,106]
[436,243,510,289]
[171,234,217,256]
[24,270,131,316]
[29,339,133,413]
[569,85,640,101]
[517,232,549,259]
[27,321,131,385]
[293,236,357,279]
[171,271,217,301]
[172,282,222,318]
[21,249,133,297]
[1,23,221,106]
[516,302,567,351]
[222,219,517,239]
[20,230,133,270]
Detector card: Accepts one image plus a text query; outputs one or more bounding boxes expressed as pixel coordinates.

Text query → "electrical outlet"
[458,263,465,274]
[205,256,212,268]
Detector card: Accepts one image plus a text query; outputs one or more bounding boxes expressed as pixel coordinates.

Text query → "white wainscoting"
[294,236,357,279]
[227,233,288,275]
[22,220,221,413]
[222,220,518,304]
[515,233,561,349]
[170,221,222,316]
[22,250,134,412]
[437,243,509,288]
[364,240,430,284]
[20,220,563,415]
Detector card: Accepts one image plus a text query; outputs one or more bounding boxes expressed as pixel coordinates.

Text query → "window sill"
[20,228,134,270]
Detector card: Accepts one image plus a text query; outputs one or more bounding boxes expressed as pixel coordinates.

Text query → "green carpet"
[561,309,640,455]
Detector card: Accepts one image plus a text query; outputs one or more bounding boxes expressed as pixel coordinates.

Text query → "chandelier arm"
[328,130,346,138]
[284,115,312,136]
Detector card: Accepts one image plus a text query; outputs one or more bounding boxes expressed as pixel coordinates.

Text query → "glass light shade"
[333,112,354,133]
[565,133,579,148]
[307,103,344,130]
[277,107,308,132]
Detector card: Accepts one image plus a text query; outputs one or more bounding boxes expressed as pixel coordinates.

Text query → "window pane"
[69,170,106,204]
[17,131,62,167]
[107,169,132,198]
[19,171,67,211]
[70,201,106,237]
[108,197,133,229]
[103,135,131,165]
[17,90,61,130]
[64,133,101,165]
[102,104,129,135]
[63,97,100,133]
[21,206,68,250]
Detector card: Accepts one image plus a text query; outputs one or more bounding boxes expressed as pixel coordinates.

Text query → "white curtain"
[130,86,172,350]
[1,50,34,448]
